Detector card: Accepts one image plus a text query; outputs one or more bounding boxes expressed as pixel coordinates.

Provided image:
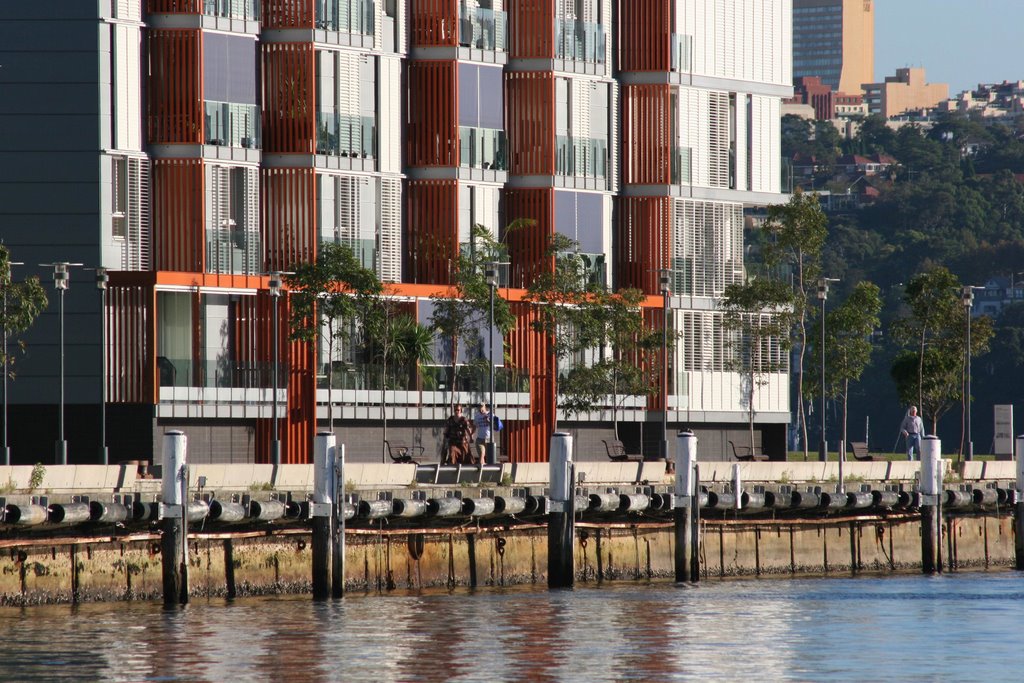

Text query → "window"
[112,157,127,239]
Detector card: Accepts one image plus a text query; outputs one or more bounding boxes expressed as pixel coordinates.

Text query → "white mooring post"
[312,431,336,600]
[1015,435,1024,571]
[674,430,699,582]
[920,436,943,574]
[548,432,574,589]
[160,431,188,605]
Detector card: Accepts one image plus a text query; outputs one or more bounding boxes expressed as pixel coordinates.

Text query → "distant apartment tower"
[863,68,950,118]
[792,0,873,94]
[789,76,864,120]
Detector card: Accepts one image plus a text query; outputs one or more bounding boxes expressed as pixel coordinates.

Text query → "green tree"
[429,223,518,412]
[0,245,47,379]
[761,191,828,458]
[720,277,795,449]
[286,242,382,432]
[806,282,882,454]
[890,266,993,438]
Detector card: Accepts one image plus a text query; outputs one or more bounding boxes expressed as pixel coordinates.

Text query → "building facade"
[863,67,949,118]
[0,0,790,466]
[792,0,872,95]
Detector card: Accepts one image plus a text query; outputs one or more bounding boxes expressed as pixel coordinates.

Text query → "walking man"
[900,405,924,461]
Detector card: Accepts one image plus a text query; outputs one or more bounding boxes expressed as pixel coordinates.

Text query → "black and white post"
[547,431,574,588]
[674,430,699,582]
[160,430,188,605]
[95,267,109,465]
[41,261,82,465]
[1015,435,1024,571]
[312,430,335,600]
[269,273,284,471]
[920,435,943,574]
[332,441,345,598]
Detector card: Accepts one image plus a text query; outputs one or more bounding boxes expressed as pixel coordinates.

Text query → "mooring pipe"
[249,499,286,521]
[90,501,129,524]
[619,493,650,512]
[997,488,1011,505]
[5,504,47,526]
[463,497,495,517]
[208,500,246,523]
[573,495,589,513]
[650,492,672,510]
[133,500,160,521]
[1016,434,1024,570]
[696,491,709,508]
[589,492,620,512]
[764,491,792,509]
[427,497,463,517]
[741,492,766,509]
[1002,488,1017,505]
[357,499,393,520]
[819,491,847,510]
[790,491,820,508]
[973,488,998,506]
[186,500,210,522]
[494,496,526,515]
[48,502,91,525]
[898,490,921,508]
[846,492,873,509]
[342,503,356,521]
[285,501,303,519]
[392,498,427,518]
[707,491,735,509]
[872,490,900,508]
[525,495,547,514]
[944,490,973,508]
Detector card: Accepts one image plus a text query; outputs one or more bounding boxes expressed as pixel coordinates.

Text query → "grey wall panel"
[203,33,258,104]
[576,191,603,253]
[0,184,102,214]
[0,4,100,20]
[458,63,478,127]
[0,23,100,51]
[0,153,99,183]
[478,65,503,130]
[0,85,102,114]
[0,116,101,151]
[0,53,101,83]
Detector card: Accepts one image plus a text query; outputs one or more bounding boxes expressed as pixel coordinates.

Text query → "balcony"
[158,358,284,389]
[671,33,692,72]
[204,101,261,149]
[672,146,692,185]
[458,6,507,51]
[459,127,507,171]
[316,112,376,158]
[554,18,606,64]
[203,0,259,20]
[316,0,375,35]
[555,135,608,179]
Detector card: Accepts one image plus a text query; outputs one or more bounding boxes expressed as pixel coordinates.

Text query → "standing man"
[473,403,491,465]
[442,405,475,464]
[900,405,925,461]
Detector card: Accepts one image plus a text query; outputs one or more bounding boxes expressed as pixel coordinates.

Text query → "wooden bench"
[848,441,874,462]
[602,439,644,463]
[728,440,769,462]
[385,441,424,465]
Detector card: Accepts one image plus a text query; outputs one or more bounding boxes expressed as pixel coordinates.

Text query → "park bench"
[385,441,424,465]
[848,441,875,461]
[729,440,769,462]
[602,439,644,463]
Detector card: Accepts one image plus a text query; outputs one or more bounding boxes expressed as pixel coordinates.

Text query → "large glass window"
[316,51,377,159]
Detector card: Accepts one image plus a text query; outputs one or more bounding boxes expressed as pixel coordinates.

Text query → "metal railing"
[204,101,261,149]
[320,363,529,393]
[458,6,507,51]
[555,135,609,178]
[671,33,692,72]
[316,112,376,158]
[203,0,259,20]
[672,146,692,185]
[459,127,507,171]
[315,0,375,34]
[555,18,606,63]
[158,358,285,389]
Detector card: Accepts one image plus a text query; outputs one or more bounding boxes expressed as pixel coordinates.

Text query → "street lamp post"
[95,267,109,465]
[484,262,507,465]
[1,260,23,466]
[269,273,285,468]
[660,270,672,463]
[41,262,83,465]
[962,285,979,462]
[817,277,839,463]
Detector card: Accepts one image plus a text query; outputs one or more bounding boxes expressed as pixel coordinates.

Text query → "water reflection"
[1,574,1022,681]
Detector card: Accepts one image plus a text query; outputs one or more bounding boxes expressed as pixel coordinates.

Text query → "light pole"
[1,260,23,466]
[817,277,839,463]
[41,261,83,465]
[268,272,288,468]
[962,285,980,462]
[660,269,672,463]
[484,261,507,465]
[94,267,109,465]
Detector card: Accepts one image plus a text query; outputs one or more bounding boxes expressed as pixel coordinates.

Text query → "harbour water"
[2,572,1022,681]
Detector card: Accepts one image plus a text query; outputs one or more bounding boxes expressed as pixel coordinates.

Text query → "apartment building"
[0,0,790,465]
[792,0,872,95]
[863,68,949,118]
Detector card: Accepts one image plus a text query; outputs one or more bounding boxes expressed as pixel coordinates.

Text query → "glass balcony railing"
[158,357,285,389]
[316,0,375,35]
[316,363,528,393]
[316,112,376,158]
[204,101,261,149]
[458,6,507,51]
[554,18,606,64]
[555,135,608,179]
[781,155,793,193]
[672,146,692,184]
[203,0,259,20]
[671,33,692,72]
[459,127,507,171]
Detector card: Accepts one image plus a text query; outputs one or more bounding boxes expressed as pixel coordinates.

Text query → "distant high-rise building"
[792,0,874,94]
[863,68,949,118]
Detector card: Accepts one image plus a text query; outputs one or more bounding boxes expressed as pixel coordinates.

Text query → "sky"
[875,0,1024,94]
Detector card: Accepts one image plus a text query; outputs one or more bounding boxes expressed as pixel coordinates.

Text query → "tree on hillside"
[806,282,882,455]
[760,191,828,459]
[890,266,993,437]
[0,245,47,381]
[720,277,795,449]
[286,242,382,432]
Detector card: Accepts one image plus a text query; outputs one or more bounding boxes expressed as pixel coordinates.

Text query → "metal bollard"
[674,430,699,582]
[920,436,943,574]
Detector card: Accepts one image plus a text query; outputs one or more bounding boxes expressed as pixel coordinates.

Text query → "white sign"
[994,405,1014,458]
